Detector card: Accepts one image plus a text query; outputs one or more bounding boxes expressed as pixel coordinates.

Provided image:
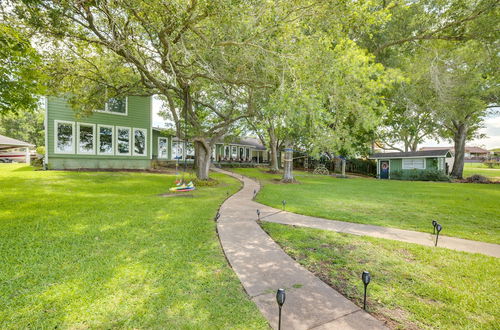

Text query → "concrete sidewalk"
[215,168,387,329]
[262,212,500,258]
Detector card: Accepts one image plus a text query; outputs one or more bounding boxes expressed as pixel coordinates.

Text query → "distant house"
[420,146,489,160]
[370,150,453,179]
[0,135,34,164]
[44,96,267,170]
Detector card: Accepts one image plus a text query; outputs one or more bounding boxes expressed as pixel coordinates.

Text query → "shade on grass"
[262,222,500,329]
[0,164,267,328]
[232,168,500,243]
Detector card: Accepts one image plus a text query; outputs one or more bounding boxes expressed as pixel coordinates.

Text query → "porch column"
[25,147,30,165]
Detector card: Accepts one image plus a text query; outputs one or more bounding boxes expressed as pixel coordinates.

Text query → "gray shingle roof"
[0,135,34,148]
[370,149,452,159]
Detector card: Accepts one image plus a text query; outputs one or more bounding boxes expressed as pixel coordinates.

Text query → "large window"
[54,120,75,154]
[106,98,127,114]
[116,127,131,155]
[172,141,183,160]
[133,128,147,156]
[231,146,237,158]
[224,146,230,158]
[77,123,95,154]
[158,137,168,159]
[98,125,114,155]
[402,158,425,170]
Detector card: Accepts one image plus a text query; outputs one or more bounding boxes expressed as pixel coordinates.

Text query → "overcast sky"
[152,96,500,150]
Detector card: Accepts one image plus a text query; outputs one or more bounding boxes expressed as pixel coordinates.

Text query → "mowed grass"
[262,222,500,329]
[232,168,500,243]
[463,162,500,180]
[0,164,267,329]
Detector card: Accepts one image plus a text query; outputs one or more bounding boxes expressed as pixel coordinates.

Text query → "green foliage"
[0,164,266,328]
[232,168,499,243]
[0,23,45,114]
[0,105,44,146]
[262,222,500,329]
[390,169,450,181]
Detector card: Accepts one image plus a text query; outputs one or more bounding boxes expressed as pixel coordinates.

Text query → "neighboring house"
[45,96,267,169]
[0,135,34,164]
[420,146,489,160]
[370,150,453,179]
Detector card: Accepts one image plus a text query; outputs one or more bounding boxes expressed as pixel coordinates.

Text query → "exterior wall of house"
[152,130,172,160]
[46,96,152,169]
[377,157,445,179]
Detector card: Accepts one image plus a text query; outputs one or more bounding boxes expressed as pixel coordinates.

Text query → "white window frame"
[231,146,237,158]
[132,128,148,156]
[95,97,128,116]
[402,158,426,170]
[115,126,131,156]
[97,124,114,156]
[76,122,96,155]
[171,140,184,160]
[158,137,169,159]
[54,120,75,154]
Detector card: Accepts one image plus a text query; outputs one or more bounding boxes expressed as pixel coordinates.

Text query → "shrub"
[465,175,491,184]
[483,160,499,168]
[390,169,450,181]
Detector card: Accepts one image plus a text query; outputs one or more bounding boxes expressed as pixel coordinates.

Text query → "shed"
[0,134,34,164]
[370,150,453,179]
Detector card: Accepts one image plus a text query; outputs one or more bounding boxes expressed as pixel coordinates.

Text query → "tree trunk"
[194,139,212,180]
[451,124,467,179]
[268,127,279,173]
[282,142,294,183]
[341,158,346,177]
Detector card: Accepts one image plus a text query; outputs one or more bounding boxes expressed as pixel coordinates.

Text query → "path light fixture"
[432,220,438,234]
[254,189,257,197]
[256,209,260,220]
[282,200,286,211]
[215,212,220,221]
[435,224,442,247]
[361,271,371,310]
[276,288,286,330]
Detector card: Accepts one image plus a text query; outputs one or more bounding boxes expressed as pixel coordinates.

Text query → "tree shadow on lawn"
[0,171,264,328]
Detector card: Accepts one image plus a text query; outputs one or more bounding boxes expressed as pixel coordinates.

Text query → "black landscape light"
[432,220,438,234]
[282,200,286,211]
[215,212,220,221]
[435,224,442,247]
[276,288,286,330]
[256,209,260,220]
[361,271,371,310]
[254,189,257,197]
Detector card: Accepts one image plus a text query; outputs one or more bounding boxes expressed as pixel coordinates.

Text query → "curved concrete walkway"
[215,168,387,329]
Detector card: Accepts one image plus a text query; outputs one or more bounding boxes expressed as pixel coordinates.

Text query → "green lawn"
[0,164,267,328]
[232,168,500,243]
[463,162,500,180]
[262,222,500,329]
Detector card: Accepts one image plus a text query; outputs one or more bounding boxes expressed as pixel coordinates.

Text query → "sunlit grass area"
[232,168,500,243]
[262,222,500,329]
[0,164,267,328]
[463,162,500,180]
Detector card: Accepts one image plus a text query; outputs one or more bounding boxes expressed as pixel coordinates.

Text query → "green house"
[370,150,453,179]
[44,96,267,169]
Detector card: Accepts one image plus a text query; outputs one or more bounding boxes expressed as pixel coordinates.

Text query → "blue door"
[380,161,389,179]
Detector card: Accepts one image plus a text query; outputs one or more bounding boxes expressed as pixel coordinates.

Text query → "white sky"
[152,96,500,150]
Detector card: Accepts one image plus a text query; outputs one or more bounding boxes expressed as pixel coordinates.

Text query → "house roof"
[0,135,34,150]
[232,137,266,150]
[370,150,452,159]
[420,146,489,154]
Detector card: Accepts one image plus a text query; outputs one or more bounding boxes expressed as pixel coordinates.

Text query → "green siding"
[426,157,438,170]
[46,96,152,169]
[389,159,402,171]
[152,130,172,159]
